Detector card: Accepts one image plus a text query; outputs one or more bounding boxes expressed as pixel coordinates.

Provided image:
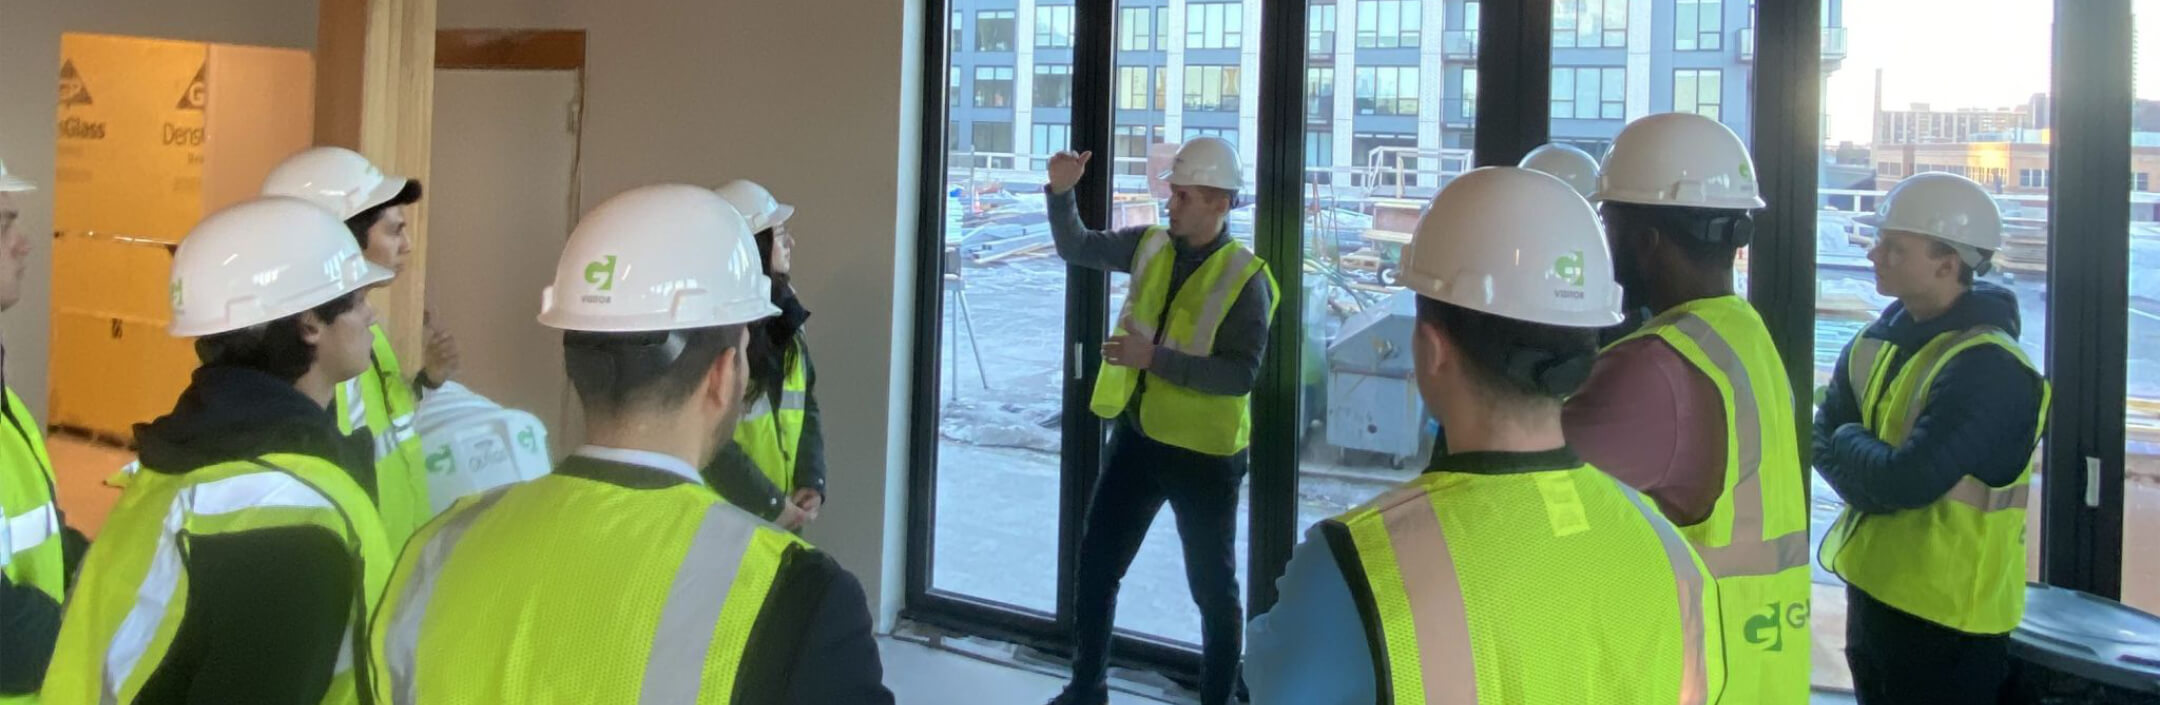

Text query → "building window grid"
[1114,125,1165,175]
[1035,5,1074,49]
[977,10,1016,52]
[1187,2,1244,50]
[1310,5,1338,55]
[1676,0,1723,51]
[1308,67,1337,121]
[1184,65,1242,112]
[1031,123,1071,168]
[1674,69,1722,120]
[974,66,1016,108]
[1356,0,1424,49]
[1554,0,1628,49]
[1551,66,1624,120]
[1183,127,1237,143]
[1355,66,1420,116]
[1461,67,1478,120]
[1118,66,1149,110]
[1035,65,1073,108]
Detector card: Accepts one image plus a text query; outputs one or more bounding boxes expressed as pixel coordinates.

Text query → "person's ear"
[706,345,740,411]
[1414,317,1450,380]
[298,311,329,347]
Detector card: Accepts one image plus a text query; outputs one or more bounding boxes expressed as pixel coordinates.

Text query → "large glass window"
[1184,65,1243,112]
[2126,0,2160,617]
[974,66,1015,108]
[1812,0,2053,691]
[1354,66,1420,116]
[1183,126,1237,142]
[977,10,1016,52]
[1035,65,1073,108]
[929,0,1072,620]
[1356,0,1423,49]
[1460,67,1479,121]
[1294,0,1475,598]
[1676,0,1723,51]
[1674,69,1723,120]
[1035,5,1074,49]
[1554,0,1628,49]
[1187,2,1245,50]
[1550,66,1624,120]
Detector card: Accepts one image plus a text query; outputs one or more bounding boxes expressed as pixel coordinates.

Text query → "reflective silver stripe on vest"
[638,503,760,704]
[4,501,58,559]
[1946,476,2030,512]
[1370,484,1480,704]
[344,378,368,430]
[1620,486,1711,705]
[1668,315,1809,578]
[105,471,341,704]
[738,390,809,423]
[1180,246,1259,355]
[1115,229,1174,340]
[386,487,514,705]
[1847,335,1886,411]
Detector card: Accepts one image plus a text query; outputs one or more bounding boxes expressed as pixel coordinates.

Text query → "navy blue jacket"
[1814,282,2046,514]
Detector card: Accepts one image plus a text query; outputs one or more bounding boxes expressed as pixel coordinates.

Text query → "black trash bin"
[2007,583,2160,704]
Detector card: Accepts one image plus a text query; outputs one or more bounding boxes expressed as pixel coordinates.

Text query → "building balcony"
[1738,26,1849,64]
[1443,30,1478,61]
[1822,25,1848,61]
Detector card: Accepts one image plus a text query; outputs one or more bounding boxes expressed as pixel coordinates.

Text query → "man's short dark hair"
[563,324,746,417]
[195,290,365,383]
[1415,296,1598,402]
[1926,239,1980,285]
[1601,201,1753,269]
[345,181,423,248]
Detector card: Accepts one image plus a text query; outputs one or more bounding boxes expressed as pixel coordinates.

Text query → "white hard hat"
[539,184,781,332]
[0,158,36,193]
[1518,143,1599,197]
[1856,172,2004,266]
[261,146,419,221]
[169,197,394,337]
[1401,167,1624,328]
[1592,112,1765,210]
[1159,136,1243,191]
[714,180,796,234]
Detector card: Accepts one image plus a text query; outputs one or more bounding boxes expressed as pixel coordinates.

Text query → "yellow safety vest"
[370,464,806,704]
[1613,296,1811,703]
[42,454,391,705]
[1822,325,2050,635]
[337,324,430,548]
[1089,228,1278,456]
[1324,460,1726,705]
[734,338,809,492]
[2,388,62,705]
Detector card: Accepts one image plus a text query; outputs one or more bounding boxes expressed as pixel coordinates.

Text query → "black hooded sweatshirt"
[127,365,378,705]
[1814,282,2046,514]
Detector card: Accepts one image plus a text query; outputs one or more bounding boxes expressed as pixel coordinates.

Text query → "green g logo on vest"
[1552,250,1587,288]
[1742,600,1811,651]
[584,255,619,291]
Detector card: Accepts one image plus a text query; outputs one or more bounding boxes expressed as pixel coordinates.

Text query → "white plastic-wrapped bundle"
[414,382,553,516]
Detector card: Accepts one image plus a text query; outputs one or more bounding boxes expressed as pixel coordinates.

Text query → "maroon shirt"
[1562,337,1729,526]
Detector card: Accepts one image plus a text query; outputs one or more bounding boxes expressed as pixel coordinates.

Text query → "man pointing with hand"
[1038,138,1278,705]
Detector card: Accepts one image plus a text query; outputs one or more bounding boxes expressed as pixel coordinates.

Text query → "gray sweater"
[1045,186,1275,399]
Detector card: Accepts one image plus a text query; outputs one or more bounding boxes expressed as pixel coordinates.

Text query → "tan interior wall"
[437,0,924,625]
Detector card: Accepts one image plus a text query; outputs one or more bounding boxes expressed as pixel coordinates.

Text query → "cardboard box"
[50,33,313,438]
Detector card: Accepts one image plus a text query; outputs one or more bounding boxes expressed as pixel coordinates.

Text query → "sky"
[1821,0,2160,144]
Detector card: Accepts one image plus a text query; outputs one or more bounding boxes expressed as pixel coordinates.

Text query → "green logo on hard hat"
[426,447,454,476]
[170,280,183,308]
[517,427,537,452]
[585,255,618,292]
[1552,251,1587,287]
[1739,159,1755,182]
